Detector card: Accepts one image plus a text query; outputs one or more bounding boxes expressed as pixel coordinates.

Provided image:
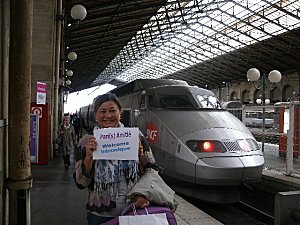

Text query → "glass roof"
[92,0,300,85]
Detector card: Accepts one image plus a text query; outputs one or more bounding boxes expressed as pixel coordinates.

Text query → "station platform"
[261,143,300,191]
[31,152,223,225]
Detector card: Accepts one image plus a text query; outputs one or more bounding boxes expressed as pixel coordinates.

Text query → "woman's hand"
[134,195,150,208]
[83,136,97,174]
[85,136,97,159]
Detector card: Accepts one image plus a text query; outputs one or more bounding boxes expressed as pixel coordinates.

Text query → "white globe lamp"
[247,68,260,81]
[68,52,77,61]
[71,5,87,21]
[265,99,270,105]
[268,70,282,83]
[65,80,72,86]
[66,70,73,77]
[256,99,262,104]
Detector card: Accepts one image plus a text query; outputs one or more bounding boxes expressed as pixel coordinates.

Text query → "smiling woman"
[73,92,168,225]
[64,84,116,113]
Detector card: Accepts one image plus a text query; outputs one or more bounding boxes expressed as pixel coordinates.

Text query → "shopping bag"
[101,204,177,225]
[119,205,169,225]
[55,135,63,146]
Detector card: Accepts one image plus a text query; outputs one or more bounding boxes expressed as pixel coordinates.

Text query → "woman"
[74,93,160,225]
[59,115,76,170]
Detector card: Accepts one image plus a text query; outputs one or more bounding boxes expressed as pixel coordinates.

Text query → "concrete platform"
[31,152,223,225]
[174,195,223,225]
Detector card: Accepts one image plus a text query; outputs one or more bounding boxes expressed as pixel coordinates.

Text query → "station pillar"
[6,1,33,225]
[278,105,300,158]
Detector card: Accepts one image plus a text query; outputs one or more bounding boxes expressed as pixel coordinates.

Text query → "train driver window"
[196,95,221,109]
[159,95,194,108]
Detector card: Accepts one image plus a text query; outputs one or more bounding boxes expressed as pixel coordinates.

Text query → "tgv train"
[78,79,264,203]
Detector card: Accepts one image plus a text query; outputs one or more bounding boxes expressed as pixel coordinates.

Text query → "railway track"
[181,184,275,225]
[237,200,274,225]
[186,199,272,225]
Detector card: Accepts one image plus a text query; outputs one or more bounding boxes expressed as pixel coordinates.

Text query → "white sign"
[93,127,139,160]
[37,82,46,104]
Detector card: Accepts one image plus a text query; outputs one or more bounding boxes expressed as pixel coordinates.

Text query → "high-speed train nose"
[195,155,264,186]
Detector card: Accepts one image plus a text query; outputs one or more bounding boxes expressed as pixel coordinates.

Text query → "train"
[78,79,264,203]
[222,101,275,128]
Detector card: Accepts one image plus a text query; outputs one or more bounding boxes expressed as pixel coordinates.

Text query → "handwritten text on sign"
[93,127,139,160]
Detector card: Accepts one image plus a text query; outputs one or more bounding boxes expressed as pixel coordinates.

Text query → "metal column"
[53,0,63,157]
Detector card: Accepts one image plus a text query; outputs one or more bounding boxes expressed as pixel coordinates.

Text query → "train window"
[148,95,157,108]
[139,94,157,109]
[159,95,194,108]
[121,110,131,127]
[196,95,221,109]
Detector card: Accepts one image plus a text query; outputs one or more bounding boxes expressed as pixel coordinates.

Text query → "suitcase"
[100,204,177,225]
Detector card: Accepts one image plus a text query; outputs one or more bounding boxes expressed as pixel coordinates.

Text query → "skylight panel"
[94,0,300,85]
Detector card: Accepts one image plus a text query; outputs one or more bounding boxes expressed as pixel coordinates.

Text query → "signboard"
[30,114,39,163]
[31,103,49,164]
[93,127,139,160]
[36,81,46,104]
[31,106,42,118]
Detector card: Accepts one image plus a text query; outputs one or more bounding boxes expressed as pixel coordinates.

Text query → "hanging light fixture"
[65,80,72,86]
[71,4,87,21]
[67,52,77,61]
[66,70,73,76]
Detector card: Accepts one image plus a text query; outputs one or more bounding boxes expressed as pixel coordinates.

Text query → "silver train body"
[79,79,264,203]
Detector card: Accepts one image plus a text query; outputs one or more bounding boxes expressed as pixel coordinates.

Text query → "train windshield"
[158,95,196,109]
[156,94,221,109]
[196,95,222,109]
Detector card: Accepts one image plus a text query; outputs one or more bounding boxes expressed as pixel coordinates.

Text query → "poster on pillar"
[30,114,39,163]
[37,81,46,104]
[31,103,49,164]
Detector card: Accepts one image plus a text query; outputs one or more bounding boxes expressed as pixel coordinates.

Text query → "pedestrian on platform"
[59,115,76,170]
[73,93,176,225]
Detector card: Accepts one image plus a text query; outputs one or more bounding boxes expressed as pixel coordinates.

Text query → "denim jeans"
[87,212,114,225]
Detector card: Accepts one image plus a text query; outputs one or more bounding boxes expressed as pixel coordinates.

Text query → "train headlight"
[237,139,259,151]
[186,140,226,153]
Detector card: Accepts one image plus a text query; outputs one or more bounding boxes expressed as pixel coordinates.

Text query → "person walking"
[59,115,77,170]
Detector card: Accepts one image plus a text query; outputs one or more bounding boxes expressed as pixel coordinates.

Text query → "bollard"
[291,207,300,222]
[275,191,300,225]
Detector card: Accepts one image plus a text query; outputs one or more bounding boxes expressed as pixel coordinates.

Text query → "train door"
[159,126,176,176]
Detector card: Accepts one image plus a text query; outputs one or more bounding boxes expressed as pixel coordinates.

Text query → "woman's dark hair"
[93,93,122,113]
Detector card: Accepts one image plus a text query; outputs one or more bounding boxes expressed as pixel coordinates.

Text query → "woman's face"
[64,117,70,125]
[95,100,121,128]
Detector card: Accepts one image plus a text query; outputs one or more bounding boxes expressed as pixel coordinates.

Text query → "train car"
[78,104,95,133]
[79,79,264,203]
